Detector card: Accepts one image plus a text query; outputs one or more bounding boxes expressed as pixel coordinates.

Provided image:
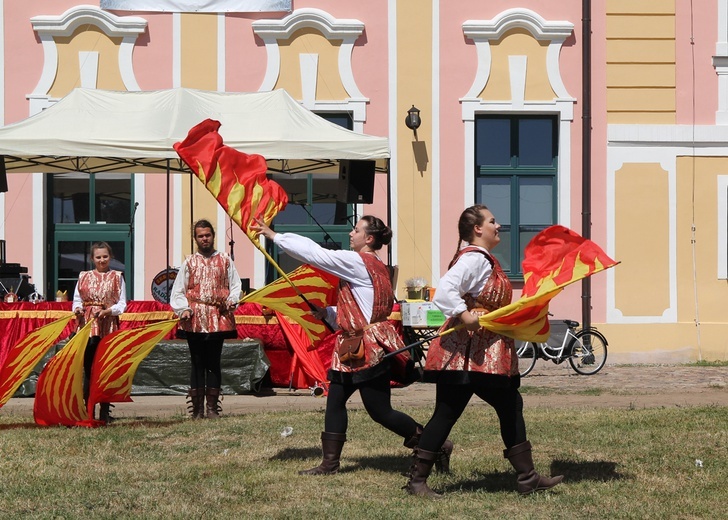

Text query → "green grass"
[689,360,728,367]
[0,404,725,519]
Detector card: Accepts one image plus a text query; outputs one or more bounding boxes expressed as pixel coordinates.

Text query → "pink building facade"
[1,1,726,361]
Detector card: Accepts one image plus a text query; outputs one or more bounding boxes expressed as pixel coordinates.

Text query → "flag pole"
[249,237,335,333]
[381,323,465,359]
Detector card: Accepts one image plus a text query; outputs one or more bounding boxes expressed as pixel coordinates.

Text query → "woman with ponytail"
[251,215,452,476]
[404,205,562,497]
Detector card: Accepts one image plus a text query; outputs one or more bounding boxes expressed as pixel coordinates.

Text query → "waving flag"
[243,264,338,345]
[173,119,288,240]
[243,264,338,392]
[477,226,618,341]
[0,314,74,408]
[276,310,330,393]
[86,320,178,422]
[34,321,93,427]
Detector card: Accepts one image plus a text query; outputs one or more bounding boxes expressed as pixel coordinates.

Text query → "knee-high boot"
[404,448,441,498]
[504,441,563,495]
[205,387,222,419]
[187,388,205,419]
[403,426,454,473]
[299,432,346,475]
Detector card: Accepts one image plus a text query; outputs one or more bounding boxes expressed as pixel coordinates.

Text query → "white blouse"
[273,233,375,323]
[432,245,493,318]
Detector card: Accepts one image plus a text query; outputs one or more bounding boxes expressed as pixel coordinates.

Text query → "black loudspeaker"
[0,156,7,193]
[338,160,376,204]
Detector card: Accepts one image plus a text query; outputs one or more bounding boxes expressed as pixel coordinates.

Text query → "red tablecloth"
[0,301,342,388]
[0,301,408,388]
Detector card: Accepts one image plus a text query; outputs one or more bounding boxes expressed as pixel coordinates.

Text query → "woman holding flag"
[251,215,452,476]
[404,205,563,497]
[72,241,127,424]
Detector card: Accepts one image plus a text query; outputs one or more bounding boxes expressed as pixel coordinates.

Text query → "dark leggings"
[187,336,224,389]
[324,372,420,440]
[418,382,527,453]
[83,336,102,401]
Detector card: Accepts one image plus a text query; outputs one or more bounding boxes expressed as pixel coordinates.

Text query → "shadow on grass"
[116,418,188,428]
[551,459,629,482]
[0,417,189,430]
[270,446,325,461]
[0,422,39,431]
[438,459,627,493]
[440,470,514,493]
[269,449,412,474]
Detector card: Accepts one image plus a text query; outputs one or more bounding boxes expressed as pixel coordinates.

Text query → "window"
[47,173,134,298]
[265,112,356,281]
[475,115,558,277]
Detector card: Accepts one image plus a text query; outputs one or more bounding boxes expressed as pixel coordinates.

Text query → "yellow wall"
[275,28,348,100]
[179,13,223,254]
[50,27,125,96]
[613,163,670,316]
[601,156,728,361]
[481,28,555,101]
[395,0,433,296]
[676,157,728,323]
[606,0,675,123]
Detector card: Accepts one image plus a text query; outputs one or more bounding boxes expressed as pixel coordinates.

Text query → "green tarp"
[14,339,270,397]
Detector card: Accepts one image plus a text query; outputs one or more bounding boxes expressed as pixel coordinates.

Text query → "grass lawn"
[0,403,725,519]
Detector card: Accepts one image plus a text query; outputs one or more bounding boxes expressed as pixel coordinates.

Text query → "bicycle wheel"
[515,340,538,376]
[568,329,608,375]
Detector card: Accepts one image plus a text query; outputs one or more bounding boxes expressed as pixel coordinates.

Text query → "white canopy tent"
[0,88,390,174]
[0,87,393,276]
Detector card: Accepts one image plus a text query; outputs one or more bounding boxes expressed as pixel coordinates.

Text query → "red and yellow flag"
[476,226,618,342]
[173,119,288,239]
[242,264,339,345]
[86,320,178,421]
[0,314,74,408]
[34,320,93,427]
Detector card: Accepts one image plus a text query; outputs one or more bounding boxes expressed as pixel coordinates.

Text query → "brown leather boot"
[504,441,563,495]
[403,426,454,474]
[187,388,205,419]
[205,387,222,419]
[404,448,441,498]
[299,432,346,475]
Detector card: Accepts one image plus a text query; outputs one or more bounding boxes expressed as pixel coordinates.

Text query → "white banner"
[100,0,291,12]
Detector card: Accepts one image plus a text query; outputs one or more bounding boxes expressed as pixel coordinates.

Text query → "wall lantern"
[405,105,421,132]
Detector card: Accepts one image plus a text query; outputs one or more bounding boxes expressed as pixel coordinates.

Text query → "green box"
[426,309,446,327]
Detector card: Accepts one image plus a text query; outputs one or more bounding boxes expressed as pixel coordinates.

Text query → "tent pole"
[166,159,171,301]
[189,171,194,254]
[386,158,392,267]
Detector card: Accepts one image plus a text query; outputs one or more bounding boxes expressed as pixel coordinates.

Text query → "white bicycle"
[515,319,608,376]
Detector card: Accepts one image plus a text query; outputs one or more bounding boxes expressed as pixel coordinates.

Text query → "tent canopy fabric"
[0,88,390,174]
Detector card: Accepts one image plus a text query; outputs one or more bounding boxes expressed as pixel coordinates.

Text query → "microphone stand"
[228,216,235,261]
[129,202,139,299]
[294,201,340,250]
[129,202,139,238]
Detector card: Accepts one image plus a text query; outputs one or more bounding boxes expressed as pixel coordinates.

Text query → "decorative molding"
[29,5,146,103]
[252,7,368,112]
[718,176,728,279]
[462,8,574,100]
[606,146,677,324]
[714,0,728,123]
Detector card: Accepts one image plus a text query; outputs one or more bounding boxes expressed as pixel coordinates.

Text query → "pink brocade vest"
[330,252,405,372]
[179,253,236,334]
[77,270,123,338]
[424,247,519,378]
